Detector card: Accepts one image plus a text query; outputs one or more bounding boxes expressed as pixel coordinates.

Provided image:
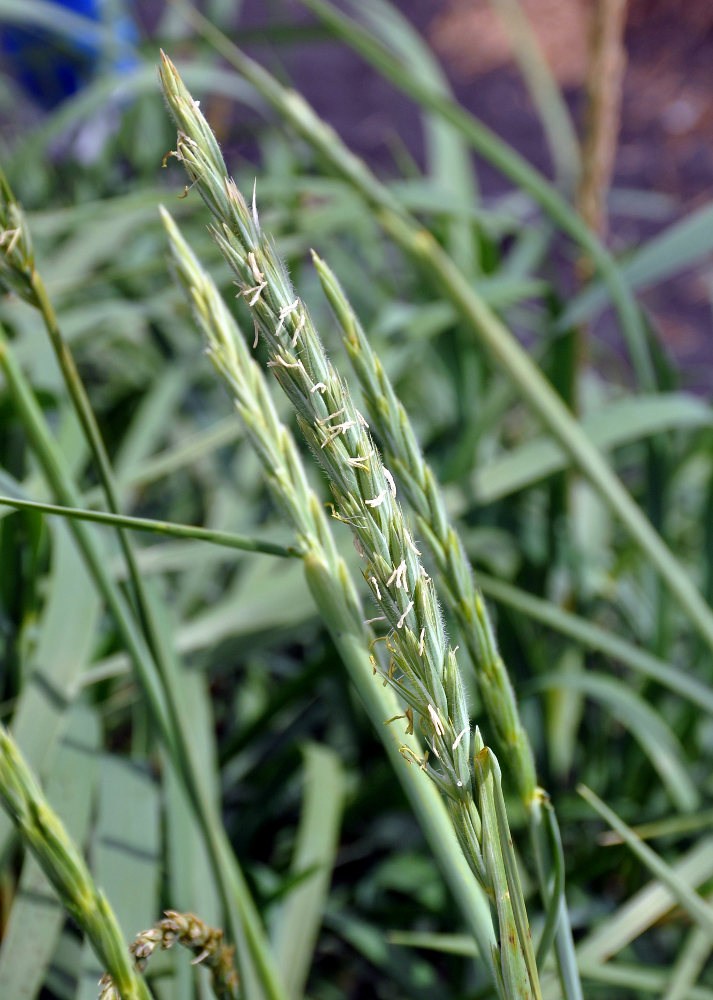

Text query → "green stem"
[0,494,299,558]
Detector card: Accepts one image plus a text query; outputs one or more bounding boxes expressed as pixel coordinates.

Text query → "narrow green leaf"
[561,201,713,329]
[0,705,100,1000]
[577,837,713,965]
[0,525,100,864]
[536,673,699,812]
[474,393,713,503]
[272,743,345,1000]
[477,571,713,715]
[578,787,713,936]
[76,754,161,1000]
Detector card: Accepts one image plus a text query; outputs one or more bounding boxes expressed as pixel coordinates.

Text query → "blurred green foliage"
[2,1,713,998]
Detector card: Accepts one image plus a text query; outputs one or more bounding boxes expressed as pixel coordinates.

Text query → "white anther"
[346,449,374,470]
[311,382,327,394]
[456,780,463,787]
[241,281,267,307]
[383,468,396,499]
[252,178,259,228]
[363,616,386,625]
[404,528,421,556]
[267,355,306,373]
[320,420,356,447]
[356,409,369,428]
[1,228,20,255]
[428,703,445,736]
[276,298,300,335]
[317,407,346,426]
[387,560,407,589]
[252,317,260,349]
[418,628,425,656]
[369,576,382,600]
[248,251,264,284]
[452,727,468,750]
[396,600,414,629]
[365,489,387,508]
[431,741,440,759]
[291,310,306,347]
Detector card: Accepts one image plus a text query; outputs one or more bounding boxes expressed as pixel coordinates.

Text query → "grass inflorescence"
[160,52,541,1000]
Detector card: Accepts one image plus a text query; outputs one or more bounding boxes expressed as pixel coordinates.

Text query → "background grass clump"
[2,2,713,999]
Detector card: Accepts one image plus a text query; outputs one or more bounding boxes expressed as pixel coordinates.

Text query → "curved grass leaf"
[475,393,713,503]
[0,524,101,865]
[0,705,100,1000]
[561,201,713,329]
[477,572,713,714]
[296,0,654,387]
[272,743,345,1000]
[534,673,698,812]
[578,788,713,935]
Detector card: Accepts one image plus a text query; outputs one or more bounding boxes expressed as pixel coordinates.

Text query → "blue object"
[0,0,138,109]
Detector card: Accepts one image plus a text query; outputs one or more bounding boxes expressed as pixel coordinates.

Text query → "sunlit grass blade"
[474,392,713,503]
[598,810,713,846]
[661,919,713,1000]
[576,837,713,966]
[579,960,713,998]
